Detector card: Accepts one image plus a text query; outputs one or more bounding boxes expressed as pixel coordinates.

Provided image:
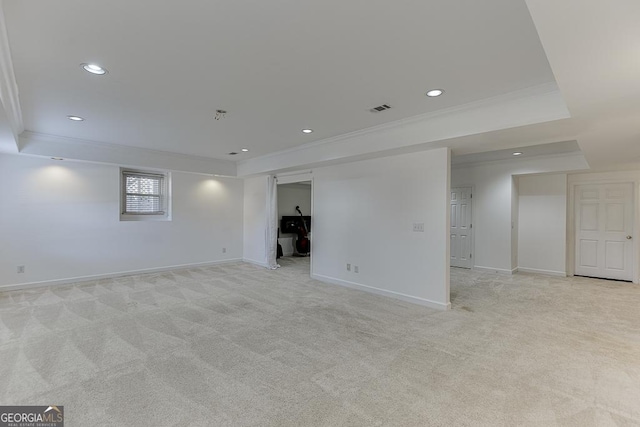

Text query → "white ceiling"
[3,0,556,160]
[525,0,640,170]
[452,140,580,165]
[3,0,639,174]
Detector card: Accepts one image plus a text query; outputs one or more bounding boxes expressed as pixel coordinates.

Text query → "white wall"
[277,183,311,256]
[517,174,567,275]
[0,153,244,288]
[243,176,268,267]
[451,153,587,273]
[452,163,517,272]
[312,147,451,310]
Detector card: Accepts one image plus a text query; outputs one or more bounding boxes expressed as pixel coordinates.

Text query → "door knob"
[627,236,633,240]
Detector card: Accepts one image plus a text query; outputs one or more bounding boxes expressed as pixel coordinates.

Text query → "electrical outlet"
[413,223,425,232]
[222,247,227,253]
[346,263,351,271]
[17,265,25,274]
[354,266,359,273]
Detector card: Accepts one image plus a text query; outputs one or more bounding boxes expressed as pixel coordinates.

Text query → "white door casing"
[575,183,634,281]
[451,187,473,268]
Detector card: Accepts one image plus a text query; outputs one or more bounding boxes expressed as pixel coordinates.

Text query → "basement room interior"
[1,0,639,425]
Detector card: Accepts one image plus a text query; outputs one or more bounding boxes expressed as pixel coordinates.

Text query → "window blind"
[122,171,165,215]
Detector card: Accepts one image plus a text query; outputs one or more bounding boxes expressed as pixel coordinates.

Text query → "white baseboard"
[517,267,567,277]
[472,266,517,275]
[242,258,270,268]
[0,259,243,292]
[311,273,450,311]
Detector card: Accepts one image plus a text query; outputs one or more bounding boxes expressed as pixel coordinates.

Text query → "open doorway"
[277,181,312,271]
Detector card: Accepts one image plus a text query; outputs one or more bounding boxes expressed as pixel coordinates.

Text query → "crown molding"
[19,131,237,176]
[451,150,589,169]
[237,82,570,176]
[263,82,564,161]
[0,2,23,149]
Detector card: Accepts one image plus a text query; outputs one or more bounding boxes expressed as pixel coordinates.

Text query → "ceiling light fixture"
[81,63,107,75]
[302,129,313,134]
[241,148,249,152]
[67,115,84,121]
[512,152,523,156]
[426,89,444,97]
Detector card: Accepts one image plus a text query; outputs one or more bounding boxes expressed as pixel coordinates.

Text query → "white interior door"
[575,183,634,281]
[451,187,473,268]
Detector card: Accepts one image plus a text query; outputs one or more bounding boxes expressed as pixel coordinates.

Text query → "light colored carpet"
[1,258,640,426]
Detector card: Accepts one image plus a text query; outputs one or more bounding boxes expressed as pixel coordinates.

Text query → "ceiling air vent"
[228,152,238,155]
[370,104,391,113]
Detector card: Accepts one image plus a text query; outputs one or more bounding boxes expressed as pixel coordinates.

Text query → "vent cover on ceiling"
[228,152,238,155]
[370,104,391,113]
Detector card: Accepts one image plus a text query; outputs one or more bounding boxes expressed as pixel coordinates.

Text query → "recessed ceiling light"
[241,148,249,152]
[81,63,107,75]
[512,152,523,156]
[302,129,313,134]
[51,157,64,161]
[67,115,84,121]
[426,89,444,97]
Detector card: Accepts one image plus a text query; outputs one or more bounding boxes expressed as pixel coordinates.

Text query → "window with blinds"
[121,170,167,215]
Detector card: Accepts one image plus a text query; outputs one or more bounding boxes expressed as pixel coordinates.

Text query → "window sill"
[120,214,172,222]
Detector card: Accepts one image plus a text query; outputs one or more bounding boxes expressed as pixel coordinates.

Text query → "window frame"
[120,168,172,221]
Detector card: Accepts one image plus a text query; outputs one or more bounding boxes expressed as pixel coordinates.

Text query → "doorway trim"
[450,186,474,269]
[450,184,476,270]
[275,172,314,274]
[567,172,639,283]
